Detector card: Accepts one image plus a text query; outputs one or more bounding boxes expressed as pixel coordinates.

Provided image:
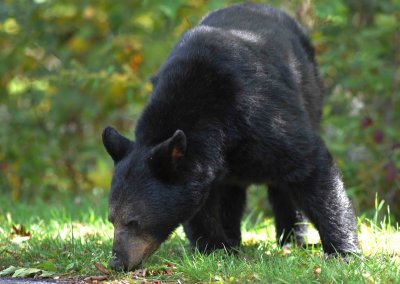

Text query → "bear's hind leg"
[183,183,246,253]
[219,184,246,248]
[268,185,308,246]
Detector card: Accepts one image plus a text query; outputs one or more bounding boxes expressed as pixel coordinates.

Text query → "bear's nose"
[109,257,125,271]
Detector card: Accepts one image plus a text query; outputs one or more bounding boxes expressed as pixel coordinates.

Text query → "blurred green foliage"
[0,0,399,216]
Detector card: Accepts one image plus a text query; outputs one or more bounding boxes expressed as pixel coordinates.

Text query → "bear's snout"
[109,256,126,271]
[110,231,161,271]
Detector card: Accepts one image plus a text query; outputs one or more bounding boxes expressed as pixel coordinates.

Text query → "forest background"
[0,0,399,218]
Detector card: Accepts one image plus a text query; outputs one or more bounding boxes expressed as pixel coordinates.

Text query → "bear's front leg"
[183,183,246,253]
[289,141,359,255]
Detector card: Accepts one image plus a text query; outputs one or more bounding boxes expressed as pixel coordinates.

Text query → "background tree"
[0,0,399,217]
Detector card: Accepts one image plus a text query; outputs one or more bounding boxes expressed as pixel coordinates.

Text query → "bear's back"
[135,3,323,147]
[199,3,324,128]
[200,3,316,62]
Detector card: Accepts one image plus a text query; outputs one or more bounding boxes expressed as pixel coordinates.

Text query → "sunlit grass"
[0,193,399,283]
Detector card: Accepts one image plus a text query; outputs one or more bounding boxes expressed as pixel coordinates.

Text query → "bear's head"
[102,126,199,271]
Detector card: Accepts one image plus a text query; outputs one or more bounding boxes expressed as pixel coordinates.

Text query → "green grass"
[1,192,399,283]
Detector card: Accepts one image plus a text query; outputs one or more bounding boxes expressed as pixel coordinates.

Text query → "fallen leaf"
[130,268,147,279]
[11,236,30,244]
[0,266,18,276]
[12,268,41,278]
[84,275,108,282]
[39,270,56,278]
[10,224,30,244]
[143,264,177,277]
[0,266,56,278]
[95,262,110,275]
[161,263,175,276]
[313,266,321,276]
[11,224,30,237]
[281,246,292,256]
[165,267,173,276]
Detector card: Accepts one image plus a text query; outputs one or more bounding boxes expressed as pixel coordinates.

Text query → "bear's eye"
[125,219,140,230]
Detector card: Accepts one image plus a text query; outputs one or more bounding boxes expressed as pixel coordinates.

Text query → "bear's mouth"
[126,235,161,271]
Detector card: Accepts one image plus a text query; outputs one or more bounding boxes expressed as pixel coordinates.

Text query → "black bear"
[102,3,359,271]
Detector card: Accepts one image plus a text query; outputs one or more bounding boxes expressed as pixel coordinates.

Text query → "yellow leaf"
[3,18,20,35]
[174,18,191,37]
[37,98,51,113]
[134,13,154,31]
[83,6,95,19]
[87,160,111,189]
[144,81,153,93]
[68,36,88,53]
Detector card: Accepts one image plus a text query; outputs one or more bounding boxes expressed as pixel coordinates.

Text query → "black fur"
[103,3,359,270]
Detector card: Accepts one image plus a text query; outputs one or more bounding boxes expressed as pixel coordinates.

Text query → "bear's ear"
[149,130,187,180]
[102,126,133,163]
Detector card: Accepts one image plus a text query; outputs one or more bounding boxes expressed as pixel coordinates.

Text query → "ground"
[0,192,399,283]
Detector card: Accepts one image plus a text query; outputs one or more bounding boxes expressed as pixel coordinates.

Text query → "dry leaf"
[164,263,175,276]
[11,224,30,238]
[129,54,143,72]
[313,266,322,275]
[95,262,110,275]
[130,268,147,279]
[84,275,107,282]
[164,267,173,276]
[281,246,292,256]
